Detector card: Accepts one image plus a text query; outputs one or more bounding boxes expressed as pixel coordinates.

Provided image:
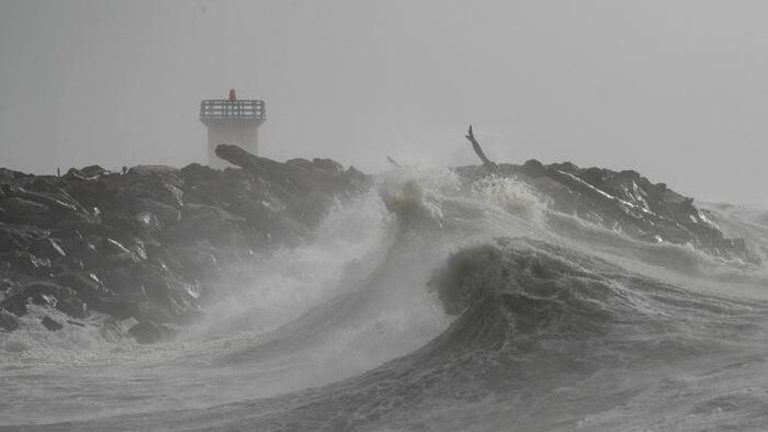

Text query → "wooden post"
[465,125,498,173]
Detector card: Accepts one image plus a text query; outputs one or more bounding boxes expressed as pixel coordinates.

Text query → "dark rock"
[90,296,144,320]
[32,293,58,309]
[96,238,140,266]
[134,211,162,232]
[288,192,336,227]
[64,168,89,180]
[58,237,102,268]
[2,251,51,274]
[41,315,63,331]
[98,266,145,297]
[0,294,27,317]
[80,165,109,178]
[54,272,111,298]
[0,167,30,182]
[31,237,67,259]
[128,320,173,344]
[216,144,364,197]
[456,160,756,262]
[21,281,78,298]
[100,211,141,236]
[131,264,199,323]
[64,174,113,209]
[173,247,222,282]
[0,150,369,335]
[0,222,47,253]
[99,237,131,255]
[1,281,83,317]
[312,158,345,174]
[165,203,249,245]
[179,163,221,183]
[119,166,184,209]
[0,308,19,331]
[57,296,88,319]
[1,197,50,225]
[130,199,181,226]
[3,185,93,222]
[519,159,547,178]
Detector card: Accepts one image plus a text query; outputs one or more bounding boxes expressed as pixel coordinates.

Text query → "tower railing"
[200,100,266,122]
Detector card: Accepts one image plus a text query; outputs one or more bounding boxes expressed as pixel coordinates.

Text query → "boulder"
[1,281,82,318]
[134,211,162,232]
[128,320,173,344]
[56,295,88,319]
[130,199,181,226]
[80,165,109,178]
[2,251,51,275]
[118,167,184,209]
[456,159,757,263]
[41,315,63,331]
[1,197,50,225]
[216,144,358,196]
[0,151,370,335]
[0,308,19,331]
[54,272,111,298]
[3,185,93,223]
[0,222,47,253]
[31,237,67,259]
[90,296,144,321]
[57,237,102,268]
[163,203,252,247]
[179,163,221,183]
[0,294,27,317]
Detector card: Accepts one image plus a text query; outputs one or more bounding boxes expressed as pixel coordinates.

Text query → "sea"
[2,167,768,431]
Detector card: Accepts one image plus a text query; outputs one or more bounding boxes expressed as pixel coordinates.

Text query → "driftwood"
[465,125,498,173]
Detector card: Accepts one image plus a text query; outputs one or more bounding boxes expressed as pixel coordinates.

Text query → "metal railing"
[200,99,266,121]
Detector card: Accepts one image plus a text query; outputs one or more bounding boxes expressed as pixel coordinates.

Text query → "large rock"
[128,320,174,344]
[0,197,51,225]
[0,281,82,318]
[41,315,64,331]
[0,149,369,337]
[0,222,48,253]
[31,237,67,259]
[54,272,111,298]
[0,308,19,332]
[456,160,755,262]
[215,144,370,198]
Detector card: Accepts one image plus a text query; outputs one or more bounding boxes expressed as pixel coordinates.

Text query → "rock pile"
[0,145,754,341]
[457,160,755,262]
[0,146,369,341]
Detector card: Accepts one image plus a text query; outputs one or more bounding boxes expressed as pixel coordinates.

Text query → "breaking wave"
[4,167,768,432]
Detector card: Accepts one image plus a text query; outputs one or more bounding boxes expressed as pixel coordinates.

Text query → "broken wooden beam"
[465,125,498,173]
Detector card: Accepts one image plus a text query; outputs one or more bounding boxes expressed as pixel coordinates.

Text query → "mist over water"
[3,1,768,204]
[3,165,768,431]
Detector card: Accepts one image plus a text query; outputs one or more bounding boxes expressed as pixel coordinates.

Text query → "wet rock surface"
[0,145,370,341]
[0,146,753,341]
[456,160,756,262]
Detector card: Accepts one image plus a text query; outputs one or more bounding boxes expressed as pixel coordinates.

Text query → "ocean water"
[2,168,768,431]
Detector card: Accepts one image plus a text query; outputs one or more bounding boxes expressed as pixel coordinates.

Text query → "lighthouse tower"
[200,89,266,168]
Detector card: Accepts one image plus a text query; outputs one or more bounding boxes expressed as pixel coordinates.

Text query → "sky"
[1,0,767,204]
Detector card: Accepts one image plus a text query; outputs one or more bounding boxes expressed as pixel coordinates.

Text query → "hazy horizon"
[2,0,767,205]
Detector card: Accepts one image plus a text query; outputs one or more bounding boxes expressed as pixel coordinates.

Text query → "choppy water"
[2,168,768,431]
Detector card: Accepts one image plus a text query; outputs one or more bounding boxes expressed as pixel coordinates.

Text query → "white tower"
[200,89,266,168]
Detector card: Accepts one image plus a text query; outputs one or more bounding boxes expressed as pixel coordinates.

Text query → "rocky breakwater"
[0,145,369,342]
[455,160,757,263]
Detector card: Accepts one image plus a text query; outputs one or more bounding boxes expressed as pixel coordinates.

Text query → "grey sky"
[1,0,767,204]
